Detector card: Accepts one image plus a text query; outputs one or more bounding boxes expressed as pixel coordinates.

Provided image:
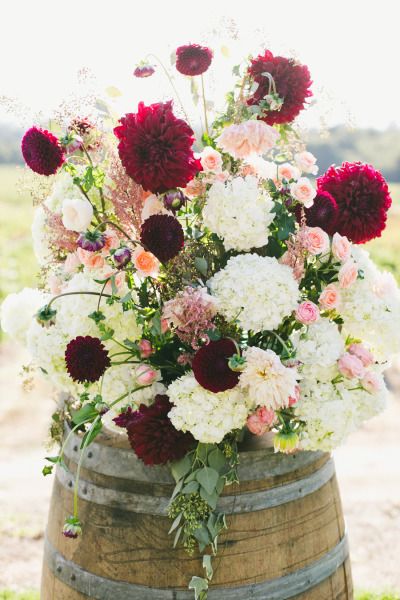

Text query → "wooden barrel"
[41,428,353,599]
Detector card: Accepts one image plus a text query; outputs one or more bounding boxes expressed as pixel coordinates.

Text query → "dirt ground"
[0,341,399,593]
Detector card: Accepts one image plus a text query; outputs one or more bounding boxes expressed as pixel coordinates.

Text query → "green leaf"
[170,479,183,502]
[189,576,208,600]
[44,455,60,464]
[171,454,192,482]
[168,512,182,534]
[197,443,213,464]
[42,465,53,476]
[205,328,221,342]
[208,448,227,472]
[196,467,219,495]
[92,166,105,188]
[200,486,218,510]
[80,419,102,448]
[202,554,213,580]
[194,257,208,277]
[88,310,106,323]
[71,403,97,426]
[182,481,199,494]
[193,524,211,546]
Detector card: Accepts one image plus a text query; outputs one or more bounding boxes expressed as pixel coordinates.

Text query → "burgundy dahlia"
[175,44,213,76]
[247,50,312,125]
[65,335,111,383]
[114,101,202,193]
[317,162,392,243]
[192,338,239,393]
[114,395,195,465]
[21,126,65,175]
[295,190,339,235]
[140,214,184,263]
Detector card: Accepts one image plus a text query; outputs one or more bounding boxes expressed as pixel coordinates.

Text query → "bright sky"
[1,0,399,130]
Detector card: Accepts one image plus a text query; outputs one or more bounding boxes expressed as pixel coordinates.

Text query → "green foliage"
[0,592,40,600]
[355,593,400,600]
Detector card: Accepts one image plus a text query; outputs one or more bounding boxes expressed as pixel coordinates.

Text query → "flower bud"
[95,401,109,415]
[138,339,153,358]
[62,516,82,539]
[274,431,299,454]
[136,364,158,386]
[36,305,57,328]
[113,247,132,269]
[163,190,186,212]
[134,63,155,78]
[77,230,106,252]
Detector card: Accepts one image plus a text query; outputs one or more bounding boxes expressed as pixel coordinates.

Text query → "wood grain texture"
[41,432,353,599]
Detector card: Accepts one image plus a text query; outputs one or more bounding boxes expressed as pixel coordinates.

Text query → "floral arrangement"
[2,42,399,598]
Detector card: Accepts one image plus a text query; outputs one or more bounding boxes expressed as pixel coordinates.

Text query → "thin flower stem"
[47,291,112,310]
[93,220,141,246]
[201,74,209,136]
[58,421,84,464]
[270,331,292,357]
[97,278,111,312]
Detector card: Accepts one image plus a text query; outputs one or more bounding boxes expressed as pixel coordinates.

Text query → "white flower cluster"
[208,253,299,332]
[26,271,142,401]
[340,248,400,361]
[167,373,254,443]
[202,176,274,251]
[0,288,49,344]
[291,319,345,381]
[295,375,388,452]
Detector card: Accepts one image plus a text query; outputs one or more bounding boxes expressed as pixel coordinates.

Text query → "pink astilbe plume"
[279,231,307,281]
[162,286,217,349]
[106,153,147,236]
[45,207,79,255]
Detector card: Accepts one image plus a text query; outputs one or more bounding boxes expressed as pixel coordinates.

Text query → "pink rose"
[301,226,330,255]
[136,364,158,386]
[257,406,277,426]
[338,260,358,288]
[247,414,269,436]
[294,151,318,175]
[290,177,316,208]
[77,247,105,270]
[361,371,382,394]
[104,271,126,293]
[198,146,223,172]
[295,301,320,325]
[319,284,341,310]
[184,178,207,199]
[138,339,153,358]
[348,343,374,367]
[278,163,300,182]
[64,252,81,274]
[216,120,279,159]
[332,233,351,263]
[101,228,120,256]
[338,352,365,379]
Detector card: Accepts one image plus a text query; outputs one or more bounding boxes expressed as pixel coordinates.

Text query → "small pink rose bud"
[338,352,365,379]
[361,371,382,394]
[332,232,351,263]
[295,301,320,325]
[319,284,341,310]
[161,319,169,334]
[338,260,358,288]
[138,339,153,358]
[348,343,374,368]
[136,364,158,386]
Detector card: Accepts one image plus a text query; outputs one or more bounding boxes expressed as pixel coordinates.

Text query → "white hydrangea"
[167,373,254,443]
[244,156,277,181]
[340,248,400,361]
[31,206,53,266]
[26,271,142,401]
[208,254,299,333]
[45,171,76,213]
[1,288,49,344]
[239,347,298,409]
[295,375,389,452]
[291,319,345,381]
[202,176,274,251]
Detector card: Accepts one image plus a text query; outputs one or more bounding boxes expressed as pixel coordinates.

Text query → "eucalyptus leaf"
[200,486,218,510]
[171,454,192,482]
[193,524,211,546]
[168,513,182,534]
[208,448,226,472]
[182,481,199,494]
[202,554,213,580]
[173,526,183,548]
[189,576,208,600]
[196,467,219,495]
[194,257,208,277]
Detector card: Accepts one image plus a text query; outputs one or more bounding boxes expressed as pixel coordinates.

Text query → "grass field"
[1,164,399,305]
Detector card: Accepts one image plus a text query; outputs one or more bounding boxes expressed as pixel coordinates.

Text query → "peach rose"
[102,228,120,255]
[290,177,316,208]
[247,406,276,436]
[216,119,279,159]
[338,352,365,379]
[135,364,158,386]
[64,252,81,274]
[301,226,330,256]
[198,146,223,172]
[332,233,351,263]
[132,247,160,278]
[295,301,320,325]
[348,343,374,367]
[77,247,105,270]
[361,371,382,394]
[278,162,300,182]
[294,151,318,175]
[319,284,341,310]
[338,260,358,288]
[104,271,126,293]
[184,178,207,199]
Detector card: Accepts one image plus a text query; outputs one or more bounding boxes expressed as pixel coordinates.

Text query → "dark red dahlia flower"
[247,50,312,125]
[21,126,65,175]
[175,44,213,76]
[140,214,184,263]
[65,336,110,383]
[114,395,195,465]
[317,162,392,243]
[295,190,339,235]
[114,101,202,193]
[192,338,239,393]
